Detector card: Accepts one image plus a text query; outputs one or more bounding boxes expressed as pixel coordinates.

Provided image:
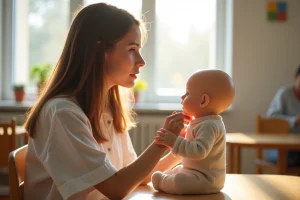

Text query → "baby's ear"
[200,94,210,108]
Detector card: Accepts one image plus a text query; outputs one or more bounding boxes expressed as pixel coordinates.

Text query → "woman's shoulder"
[42,97,84,118]
[277,85,293,96]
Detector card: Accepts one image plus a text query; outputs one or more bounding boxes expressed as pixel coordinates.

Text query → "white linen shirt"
[24,98,137,200]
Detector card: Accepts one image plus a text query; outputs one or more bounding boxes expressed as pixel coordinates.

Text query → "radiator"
[129,116,165,155]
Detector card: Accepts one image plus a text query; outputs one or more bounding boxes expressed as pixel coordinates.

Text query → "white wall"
[223,0,300,173]
[1,0,300,174]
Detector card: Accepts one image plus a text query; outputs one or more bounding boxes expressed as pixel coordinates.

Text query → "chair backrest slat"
[9,144,27,200]
[256,115,290,134]
[0,120,16,167]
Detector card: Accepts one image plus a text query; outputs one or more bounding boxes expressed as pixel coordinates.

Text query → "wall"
[224,0,300,173]
[1,0,300,174]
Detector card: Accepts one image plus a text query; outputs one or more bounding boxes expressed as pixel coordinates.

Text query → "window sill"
[0,100,35,112]
[0,100,182,114]
[0,100,233,115]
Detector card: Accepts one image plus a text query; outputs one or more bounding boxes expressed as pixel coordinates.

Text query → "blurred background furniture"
[0,119,27,200]
[226,132,300,174]
[9,145,27,200]
[255,115,300,175]
[0,119,17,199]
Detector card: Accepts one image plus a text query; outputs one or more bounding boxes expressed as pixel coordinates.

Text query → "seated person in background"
[151,69,235,195]
[266,65,300,166]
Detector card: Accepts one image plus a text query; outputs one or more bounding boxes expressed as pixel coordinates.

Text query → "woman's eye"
[129,48,136,52]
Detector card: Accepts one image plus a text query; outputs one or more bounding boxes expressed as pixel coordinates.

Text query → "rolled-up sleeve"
[40,109,117,199]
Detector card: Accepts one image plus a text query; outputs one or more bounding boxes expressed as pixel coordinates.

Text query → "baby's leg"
[154,166,215,195]
[151,165,181,192]
[171,171,209,194]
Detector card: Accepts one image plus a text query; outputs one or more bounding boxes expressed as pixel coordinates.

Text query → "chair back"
[9,144,27,200]
[0,120,16,168]
[256,115,290,134]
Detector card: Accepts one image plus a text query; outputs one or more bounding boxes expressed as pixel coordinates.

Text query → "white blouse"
[24,98,137,200]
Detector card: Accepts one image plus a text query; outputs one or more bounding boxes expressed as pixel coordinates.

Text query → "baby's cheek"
[183,102,192,113]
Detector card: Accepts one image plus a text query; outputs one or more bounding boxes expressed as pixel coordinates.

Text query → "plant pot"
[14,90,25,103]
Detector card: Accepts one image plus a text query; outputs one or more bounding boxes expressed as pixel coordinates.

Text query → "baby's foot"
[151,171,163,190]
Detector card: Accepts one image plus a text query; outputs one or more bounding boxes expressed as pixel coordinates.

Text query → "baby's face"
[181,80,201,118]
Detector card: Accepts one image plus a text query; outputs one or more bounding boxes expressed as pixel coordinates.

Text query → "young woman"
[23,3,189,200]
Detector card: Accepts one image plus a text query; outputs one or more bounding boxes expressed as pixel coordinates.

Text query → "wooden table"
[124,174,300,200]
[226,132,300,174]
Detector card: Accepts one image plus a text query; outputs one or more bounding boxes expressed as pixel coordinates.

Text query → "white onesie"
[152,115,226,195]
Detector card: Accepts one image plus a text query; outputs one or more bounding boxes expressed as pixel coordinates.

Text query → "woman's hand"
[162,111,190,136]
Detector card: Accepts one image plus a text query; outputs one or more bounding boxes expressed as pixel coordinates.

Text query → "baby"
[152,69,235,195]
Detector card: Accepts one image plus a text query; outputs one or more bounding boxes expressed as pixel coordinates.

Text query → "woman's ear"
[200,94,210,108]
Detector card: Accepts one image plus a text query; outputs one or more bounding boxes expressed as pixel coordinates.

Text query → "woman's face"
[104,25,145,90]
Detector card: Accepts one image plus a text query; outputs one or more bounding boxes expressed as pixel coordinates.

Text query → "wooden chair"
[0,120,17,198]
[255,115,300,174]
[0,120,17,168]
[8,145,27,200]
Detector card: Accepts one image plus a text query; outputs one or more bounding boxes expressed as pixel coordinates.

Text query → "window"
[1,0,232,104]
[1,0,71,101]
[14,0,70,100]
[154,0,218,101]
[84,0,142,16]
[85,0,233,104]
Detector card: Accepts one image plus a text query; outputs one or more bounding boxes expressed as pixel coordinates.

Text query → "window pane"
[84,0,142,17]
[14,0,70,97]
[155,0,216,96]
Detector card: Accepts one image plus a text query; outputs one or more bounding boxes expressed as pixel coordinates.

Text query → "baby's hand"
[154,128,177,148]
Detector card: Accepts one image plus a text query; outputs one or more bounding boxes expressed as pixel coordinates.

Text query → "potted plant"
[30,63,52,95]
[13,84,25,103]
[133,79,148,102]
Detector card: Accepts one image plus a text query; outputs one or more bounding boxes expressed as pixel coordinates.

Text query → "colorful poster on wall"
[267,1,287,22]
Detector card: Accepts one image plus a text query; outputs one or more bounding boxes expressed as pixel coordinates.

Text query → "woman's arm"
[95,143,168,199]
[94,112,185,199]
[140,150,182,185]
[139,118,189,184]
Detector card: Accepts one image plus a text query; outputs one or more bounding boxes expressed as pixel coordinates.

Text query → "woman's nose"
[136,54,145,68]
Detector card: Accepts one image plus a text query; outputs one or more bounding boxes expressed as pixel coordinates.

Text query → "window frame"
[141,0,232,103]
[1,0,233,104]
[1,0,14,101]
[0,0,81,101]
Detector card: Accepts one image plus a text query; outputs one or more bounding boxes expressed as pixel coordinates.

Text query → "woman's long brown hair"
[24,3,144,143]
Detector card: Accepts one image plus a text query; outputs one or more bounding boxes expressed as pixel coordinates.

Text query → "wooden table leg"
[228,144,234,173]
[236,146,241,174]
[277,149,287,175]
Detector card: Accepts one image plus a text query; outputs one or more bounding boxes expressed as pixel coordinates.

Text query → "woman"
[24,3,189,199]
